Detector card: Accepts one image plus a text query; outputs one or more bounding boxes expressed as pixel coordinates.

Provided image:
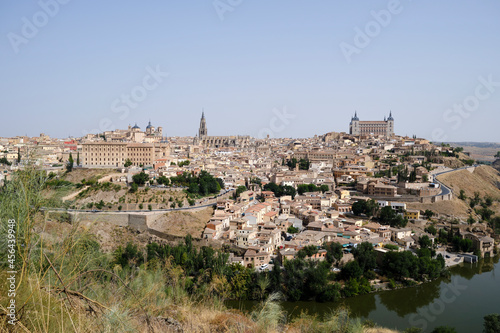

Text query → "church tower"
[349,111,360,135]
[198,111,207,137]
[387,111,394,137]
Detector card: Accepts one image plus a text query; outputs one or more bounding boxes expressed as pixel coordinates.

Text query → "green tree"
[17,148,21,163]
[476,208,495,221]
[459,238,473,252]
[380,206,397,222]
[489,216,500,235]
[298,158,310,170]
[341,261,363,280]
[379,206,408,227]
[114,242,144,268]
[495,151,500,158]
[129,183,138,193]
[66,153,74,172]
[319,184,329,193]
[425,225,437,235]
[352,242,377,273]
[124,158,132,167]
[76,152,80,166]
[424,209,435,220]
[287,226,299,234]
[286,158,298,170]
[459,189,467,200]
[282,185,296,199]
[132,172,149,185]
[419,235,432,249]
[157,176,170,186]
[324,242,343,264]
[236,185,247,197]
[0,157,11,166]
[352,200,367,216]
[483,314,500,333]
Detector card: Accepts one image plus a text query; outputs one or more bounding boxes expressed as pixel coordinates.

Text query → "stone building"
[194,112,250,148]
[349,112,394,137]
[98,121,164,143]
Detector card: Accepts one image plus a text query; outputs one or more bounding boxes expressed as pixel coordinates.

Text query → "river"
[227,256,500,332]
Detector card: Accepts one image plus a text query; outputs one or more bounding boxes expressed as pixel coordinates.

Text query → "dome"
[146,121,153,129]
[132,123,140,129]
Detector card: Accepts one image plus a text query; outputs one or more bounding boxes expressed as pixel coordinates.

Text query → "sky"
[1,0,500,142]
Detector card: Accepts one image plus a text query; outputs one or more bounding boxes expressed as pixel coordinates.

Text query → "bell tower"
[198,111,207,137]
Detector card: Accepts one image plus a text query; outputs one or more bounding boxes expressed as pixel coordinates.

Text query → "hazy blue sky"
[1,1,500,142]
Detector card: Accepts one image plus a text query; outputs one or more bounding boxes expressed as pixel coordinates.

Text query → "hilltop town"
[1,113,499,270]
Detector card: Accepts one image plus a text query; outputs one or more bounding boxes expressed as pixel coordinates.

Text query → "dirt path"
[62,186,89,201]
[98,173,124,183]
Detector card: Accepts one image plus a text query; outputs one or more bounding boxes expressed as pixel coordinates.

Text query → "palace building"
[349,112,395,137]
[81,121,170,167]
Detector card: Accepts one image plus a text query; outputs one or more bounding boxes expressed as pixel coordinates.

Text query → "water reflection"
[451,256,498,280]
[378,280,444,317]
[226,256,500,330]
[336,293,377,318]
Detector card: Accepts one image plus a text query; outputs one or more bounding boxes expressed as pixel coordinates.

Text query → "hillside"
[61,167,117,183]
[407,199,472,219]
[149,207,214,238]
[438,166,500,201]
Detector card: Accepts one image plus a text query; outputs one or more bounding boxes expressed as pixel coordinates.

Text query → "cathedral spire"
[199,110,207,137]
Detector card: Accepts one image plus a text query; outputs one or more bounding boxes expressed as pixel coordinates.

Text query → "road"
[431,164,479,197]
[42,188,235,214]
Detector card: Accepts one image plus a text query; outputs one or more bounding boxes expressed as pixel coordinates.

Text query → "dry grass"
[407,198,472,219]
[61,168,117,184]
[148,207,214,238]
[437,165,500,200]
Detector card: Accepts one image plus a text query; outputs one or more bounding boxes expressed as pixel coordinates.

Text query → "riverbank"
[227,256,500,333]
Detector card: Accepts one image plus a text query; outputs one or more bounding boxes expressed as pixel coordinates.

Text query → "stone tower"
[349,111,360,135]
[198,111,207,137]
[387,111,394,137]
